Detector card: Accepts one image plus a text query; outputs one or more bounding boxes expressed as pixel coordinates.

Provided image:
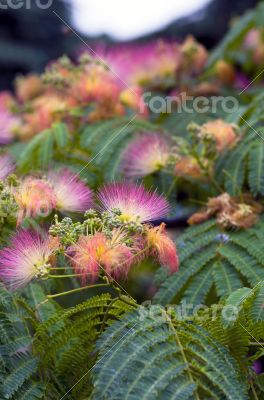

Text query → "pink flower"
[0,92,20,145]
[15,177,57,224]
[93,41,180,87]
[0,230,59,289]
[121,133,170,178]
[98,182,169,223]
[47,169,93,213]
[0,154,15,180]
[74,64,121,104]
[146,223,179,273]
[198,119,238,151]
[69,232,134,283]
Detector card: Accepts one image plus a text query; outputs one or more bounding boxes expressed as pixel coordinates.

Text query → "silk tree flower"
[174,156,204,179]
[21,94,69,140]
[131,40,180,87]
[47,169,93,213]
[72,64,121,105]
[70,64,125,122]
[0,92,20,145]
[91,40,180,88]
[98,182,169,223]
[198,120,238,152]
[69,232,134,283]
[121,133,170,178]
[0,154,15,180]
[0,230,59,290]
[16,74,43,102]
[15,177,57,224]
[145,223,179,273]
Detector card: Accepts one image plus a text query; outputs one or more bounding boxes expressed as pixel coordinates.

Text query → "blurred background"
[0,0,258,89]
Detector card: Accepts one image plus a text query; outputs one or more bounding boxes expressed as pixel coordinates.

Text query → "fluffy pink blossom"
[98,182,169,223]
[121,133,170,177]
[47,169,93,213]
[0,154,15,180]
[69,232,133,283]
[0,92,20,144]
[146,223,179,273]
[0,230,59,289]
[87,40,180,87]
[15,177,57,224]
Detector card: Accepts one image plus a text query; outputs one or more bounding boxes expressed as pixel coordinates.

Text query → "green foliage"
[154,218,264,306]
[0,283,134,399]
[207,8,255,68]
[0,283,47,400]
[92,282,264,399]
[12,122,71,173]
[206,2,264,69]
[92,305,248,399]
[215,132,264,196]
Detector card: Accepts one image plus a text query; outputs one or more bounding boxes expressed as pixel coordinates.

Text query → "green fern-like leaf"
[92,306,248,399]
[16,122,71,172]
[248,140,264,195]
[206,7,255,68]
[216,127,264,197]
[154,218,264,305]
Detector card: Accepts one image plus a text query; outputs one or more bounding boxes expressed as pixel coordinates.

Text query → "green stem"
[119,293,137,307]
[46,283,110,299]
[99,297,119,334]
[48,274,83,278]
[165,313,200,400]
[251,382,259,400]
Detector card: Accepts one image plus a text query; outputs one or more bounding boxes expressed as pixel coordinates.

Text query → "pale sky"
[71,0,211,40]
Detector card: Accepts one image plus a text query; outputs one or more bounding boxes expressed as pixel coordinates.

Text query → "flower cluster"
[94,37,209,90]
[14,168,93,224]
[52,182,178,283]
[197,119,238,152]
[0,54,148,143]
[0,183,178,289]
[0,165,92,224]
[188,193,263,229]
[0,35,241,147]
[40,55,146,125]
